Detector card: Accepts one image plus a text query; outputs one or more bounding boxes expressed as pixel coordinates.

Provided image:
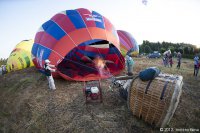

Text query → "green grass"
[6,77,33,93]
[0,111,10,118]
[134,57,194,76]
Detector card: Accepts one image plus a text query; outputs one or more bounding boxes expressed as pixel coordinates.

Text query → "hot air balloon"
[117,30,139,57]
[6,40,34,72]
[32,8,124,81]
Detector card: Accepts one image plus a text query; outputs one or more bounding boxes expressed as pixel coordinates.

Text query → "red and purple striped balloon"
[117,30,139,57]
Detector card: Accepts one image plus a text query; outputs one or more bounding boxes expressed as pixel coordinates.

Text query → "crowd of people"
[162,50,182,69]
[162,49,200,77]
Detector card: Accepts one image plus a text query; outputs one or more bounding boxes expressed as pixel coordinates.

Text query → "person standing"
[194,55,199,77]
[162,54,168,67]
[125,54,134,76]
[2,65,7,74]
[0,65,2,75]
[44,59,57,90]
[163,50,171,67]
[169,54,173,67]
[177,52,182,69]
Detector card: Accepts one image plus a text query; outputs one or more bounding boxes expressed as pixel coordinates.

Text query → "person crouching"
[125,54,134,76]
[44,59,57,90]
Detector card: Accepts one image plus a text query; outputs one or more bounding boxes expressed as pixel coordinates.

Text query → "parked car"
[147,52,161,58]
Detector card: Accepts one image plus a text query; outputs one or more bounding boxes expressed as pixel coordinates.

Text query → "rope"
[145,80,153,94]
[160,81,169,100]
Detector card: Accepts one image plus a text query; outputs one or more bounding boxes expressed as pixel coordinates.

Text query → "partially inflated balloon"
[117,30,139,57]
[32,8,124,81]
[6,40,34,72]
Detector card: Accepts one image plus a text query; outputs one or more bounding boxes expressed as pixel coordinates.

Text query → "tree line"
[0,58,7,66]
[139,40,200,59]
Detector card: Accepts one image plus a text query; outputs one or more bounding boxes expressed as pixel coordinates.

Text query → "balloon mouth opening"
[57,40,124,80]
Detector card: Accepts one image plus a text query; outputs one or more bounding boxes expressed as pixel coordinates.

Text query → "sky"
[0,0,200,58]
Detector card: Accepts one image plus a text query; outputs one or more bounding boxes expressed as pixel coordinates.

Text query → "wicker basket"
[128,73,183,127]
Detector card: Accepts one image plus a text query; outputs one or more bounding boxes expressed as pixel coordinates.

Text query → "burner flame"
[93,56,112,78]
[94,57,106,69]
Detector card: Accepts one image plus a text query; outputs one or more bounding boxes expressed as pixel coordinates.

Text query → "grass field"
[0,57,199,133]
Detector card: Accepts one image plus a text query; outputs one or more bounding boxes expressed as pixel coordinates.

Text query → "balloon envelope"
[6,40,34,72]
[117,30,139,56]
[32,8,124,81]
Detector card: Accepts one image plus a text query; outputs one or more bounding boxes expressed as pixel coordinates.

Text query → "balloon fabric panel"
[117,30,139,56]
[7,40,34,72]
[32,8,124,81]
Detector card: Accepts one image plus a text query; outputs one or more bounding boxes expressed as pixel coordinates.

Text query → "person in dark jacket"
[44,59,57,90]
[169,54,173,67]
[176,52,182,69]
[194,55,199,77]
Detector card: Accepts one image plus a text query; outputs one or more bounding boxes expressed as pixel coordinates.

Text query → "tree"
[144,45,152,53]
[168,46,175,54]
[178,48,184,54]
[140,40,197,58]
[139,45,143,53]
[184,47,189,54]
[160,48,166,54]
